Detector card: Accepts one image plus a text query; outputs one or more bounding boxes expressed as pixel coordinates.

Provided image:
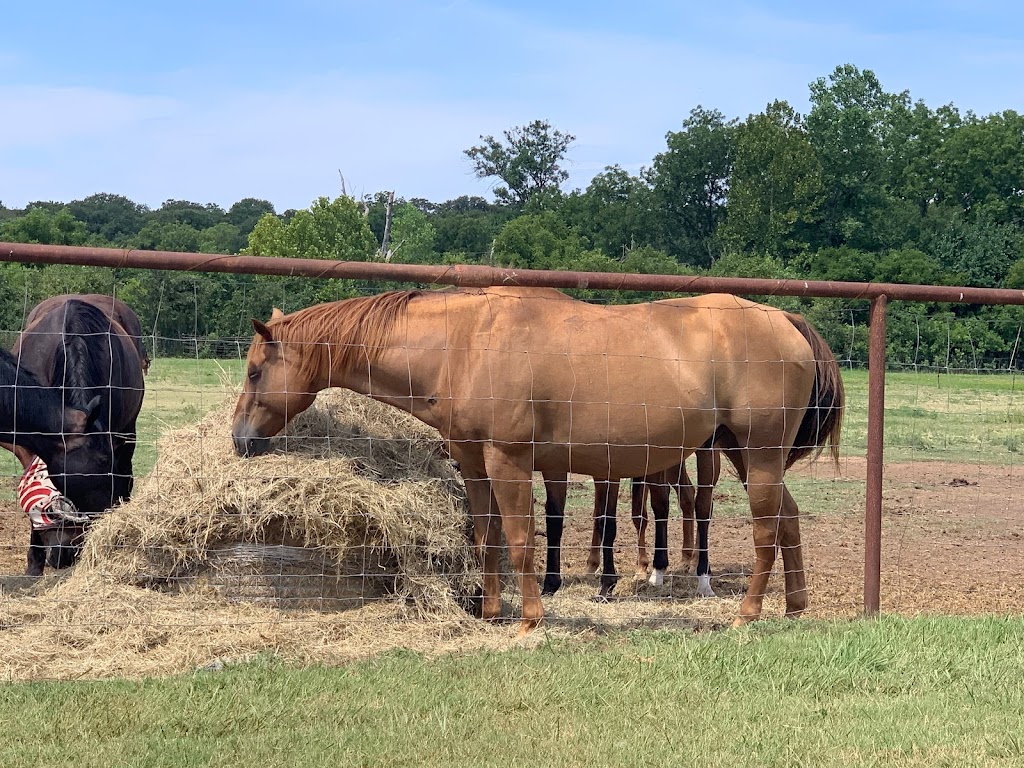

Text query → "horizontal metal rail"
[5,242,1024,305]
[6,239,1013,620]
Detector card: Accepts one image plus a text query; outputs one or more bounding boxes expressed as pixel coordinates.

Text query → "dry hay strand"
[0,574,515,681]
[79,389,480,616]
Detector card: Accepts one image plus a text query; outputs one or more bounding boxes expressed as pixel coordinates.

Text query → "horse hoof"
[599,574,619,597]
[541,574,562,596]
[516,618,542,637]
[696,574,715,598]
[648,569,665,587]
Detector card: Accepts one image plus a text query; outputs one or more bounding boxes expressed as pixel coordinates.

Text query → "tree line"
[3,64,1024,368]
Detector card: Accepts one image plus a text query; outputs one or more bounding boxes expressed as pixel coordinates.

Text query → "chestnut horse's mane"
[268,290,423,380]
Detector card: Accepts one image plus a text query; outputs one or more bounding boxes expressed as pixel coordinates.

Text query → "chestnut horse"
[232,287,844,634]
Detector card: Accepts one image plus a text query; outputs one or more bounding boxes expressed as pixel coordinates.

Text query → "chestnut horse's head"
[232,310,319,457]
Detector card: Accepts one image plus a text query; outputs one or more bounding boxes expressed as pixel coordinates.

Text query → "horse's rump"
[24,294,150,374]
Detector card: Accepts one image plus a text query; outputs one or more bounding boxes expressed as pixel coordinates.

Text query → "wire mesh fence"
[2,260,1024,679]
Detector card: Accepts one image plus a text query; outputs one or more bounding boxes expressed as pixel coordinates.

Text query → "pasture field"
[3,616,1024,767]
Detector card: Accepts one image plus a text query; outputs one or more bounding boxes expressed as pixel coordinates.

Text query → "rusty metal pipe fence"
[7,240,1024,617]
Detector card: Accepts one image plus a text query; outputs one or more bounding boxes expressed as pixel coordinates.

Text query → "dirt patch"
[543,455,1024,621]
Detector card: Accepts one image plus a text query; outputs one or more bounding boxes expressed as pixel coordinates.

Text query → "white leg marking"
[696,573,715,598]
[648,568,665,587]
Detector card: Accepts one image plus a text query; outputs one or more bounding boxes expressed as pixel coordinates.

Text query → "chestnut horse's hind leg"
[693,448,721,598]
[647,474,671,586]
[593,479,621,599]
[778,483,808,617]
[481,445,543,635]
[735,447,787,626]
[541,472,568,596]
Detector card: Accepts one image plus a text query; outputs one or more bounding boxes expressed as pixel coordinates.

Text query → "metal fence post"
[864,294,888,617]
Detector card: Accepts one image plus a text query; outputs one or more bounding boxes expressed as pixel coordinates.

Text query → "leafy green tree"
[801,246,879,283]
[198,222,243,254]
[129,221,202,253]
[563,166,655,258]
[431,196,507,261]
[491,212,588,269]
[936,110,1024,225]
[66,193,148,242]
[930,216,1024,287]
[25,201,65,214]
[246,195,377,262]
[227,198,276,234]
[387,204,438,263]
[873,248,945,285]
[805,65,903,250]
[0,208,89,246]
[465,120,575,207]
[147,199,226,230]
[647,107,736,267]
[720,101,823,261]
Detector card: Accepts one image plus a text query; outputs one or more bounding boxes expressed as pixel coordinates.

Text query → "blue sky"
[3,1,1024,212]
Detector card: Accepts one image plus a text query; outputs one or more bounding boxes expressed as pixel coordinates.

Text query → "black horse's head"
[45,425,133,513]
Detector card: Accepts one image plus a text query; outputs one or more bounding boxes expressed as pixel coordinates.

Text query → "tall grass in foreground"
[2,616,1022,767]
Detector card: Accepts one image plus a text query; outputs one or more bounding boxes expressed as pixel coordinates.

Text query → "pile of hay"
[80,389,480,615]
[0,389,510,680]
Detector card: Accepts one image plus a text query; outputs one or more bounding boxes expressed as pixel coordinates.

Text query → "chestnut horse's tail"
[784,312,845,469]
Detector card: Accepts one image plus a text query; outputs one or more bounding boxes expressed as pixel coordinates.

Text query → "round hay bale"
[79,389,480,617]
[187,543,393,610]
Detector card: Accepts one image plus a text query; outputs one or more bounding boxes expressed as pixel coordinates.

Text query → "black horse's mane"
[49,300,117,412]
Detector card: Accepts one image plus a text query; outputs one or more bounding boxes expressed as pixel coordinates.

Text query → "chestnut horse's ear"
[252,319,274,342]
[271,307,284,319]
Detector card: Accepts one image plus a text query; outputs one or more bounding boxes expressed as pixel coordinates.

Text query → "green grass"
[2,615,1023,767]
[841,368,1024,462]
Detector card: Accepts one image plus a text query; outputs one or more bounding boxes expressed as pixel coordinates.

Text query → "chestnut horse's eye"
[247,367,261,383]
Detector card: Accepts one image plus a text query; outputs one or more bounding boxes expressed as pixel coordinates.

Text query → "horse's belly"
[529,442,695,479]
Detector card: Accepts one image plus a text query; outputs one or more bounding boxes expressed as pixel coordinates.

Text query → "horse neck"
[53,335,108,409]
[297,296,447,417]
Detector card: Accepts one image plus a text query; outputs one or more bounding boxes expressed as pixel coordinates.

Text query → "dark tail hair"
[784,312,845,469]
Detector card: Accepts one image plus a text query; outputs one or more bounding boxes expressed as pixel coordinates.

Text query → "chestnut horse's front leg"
[481,444,542,636]
[451,445,503,622]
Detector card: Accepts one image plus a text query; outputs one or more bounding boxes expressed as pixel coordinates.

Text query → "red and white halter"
[16,457,87,530]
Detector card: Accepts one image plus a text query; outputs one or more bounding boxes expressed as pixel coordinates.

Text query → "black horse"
[2,296,146,575]
[1,346,103,463]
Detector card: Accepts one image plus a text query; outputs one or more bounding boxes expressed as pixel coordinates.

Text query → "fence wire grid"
[1,264,1024,680]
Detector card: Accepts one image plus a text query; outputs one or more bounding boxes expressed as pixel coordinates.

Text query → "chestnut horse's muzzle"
[232,428,271,457]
